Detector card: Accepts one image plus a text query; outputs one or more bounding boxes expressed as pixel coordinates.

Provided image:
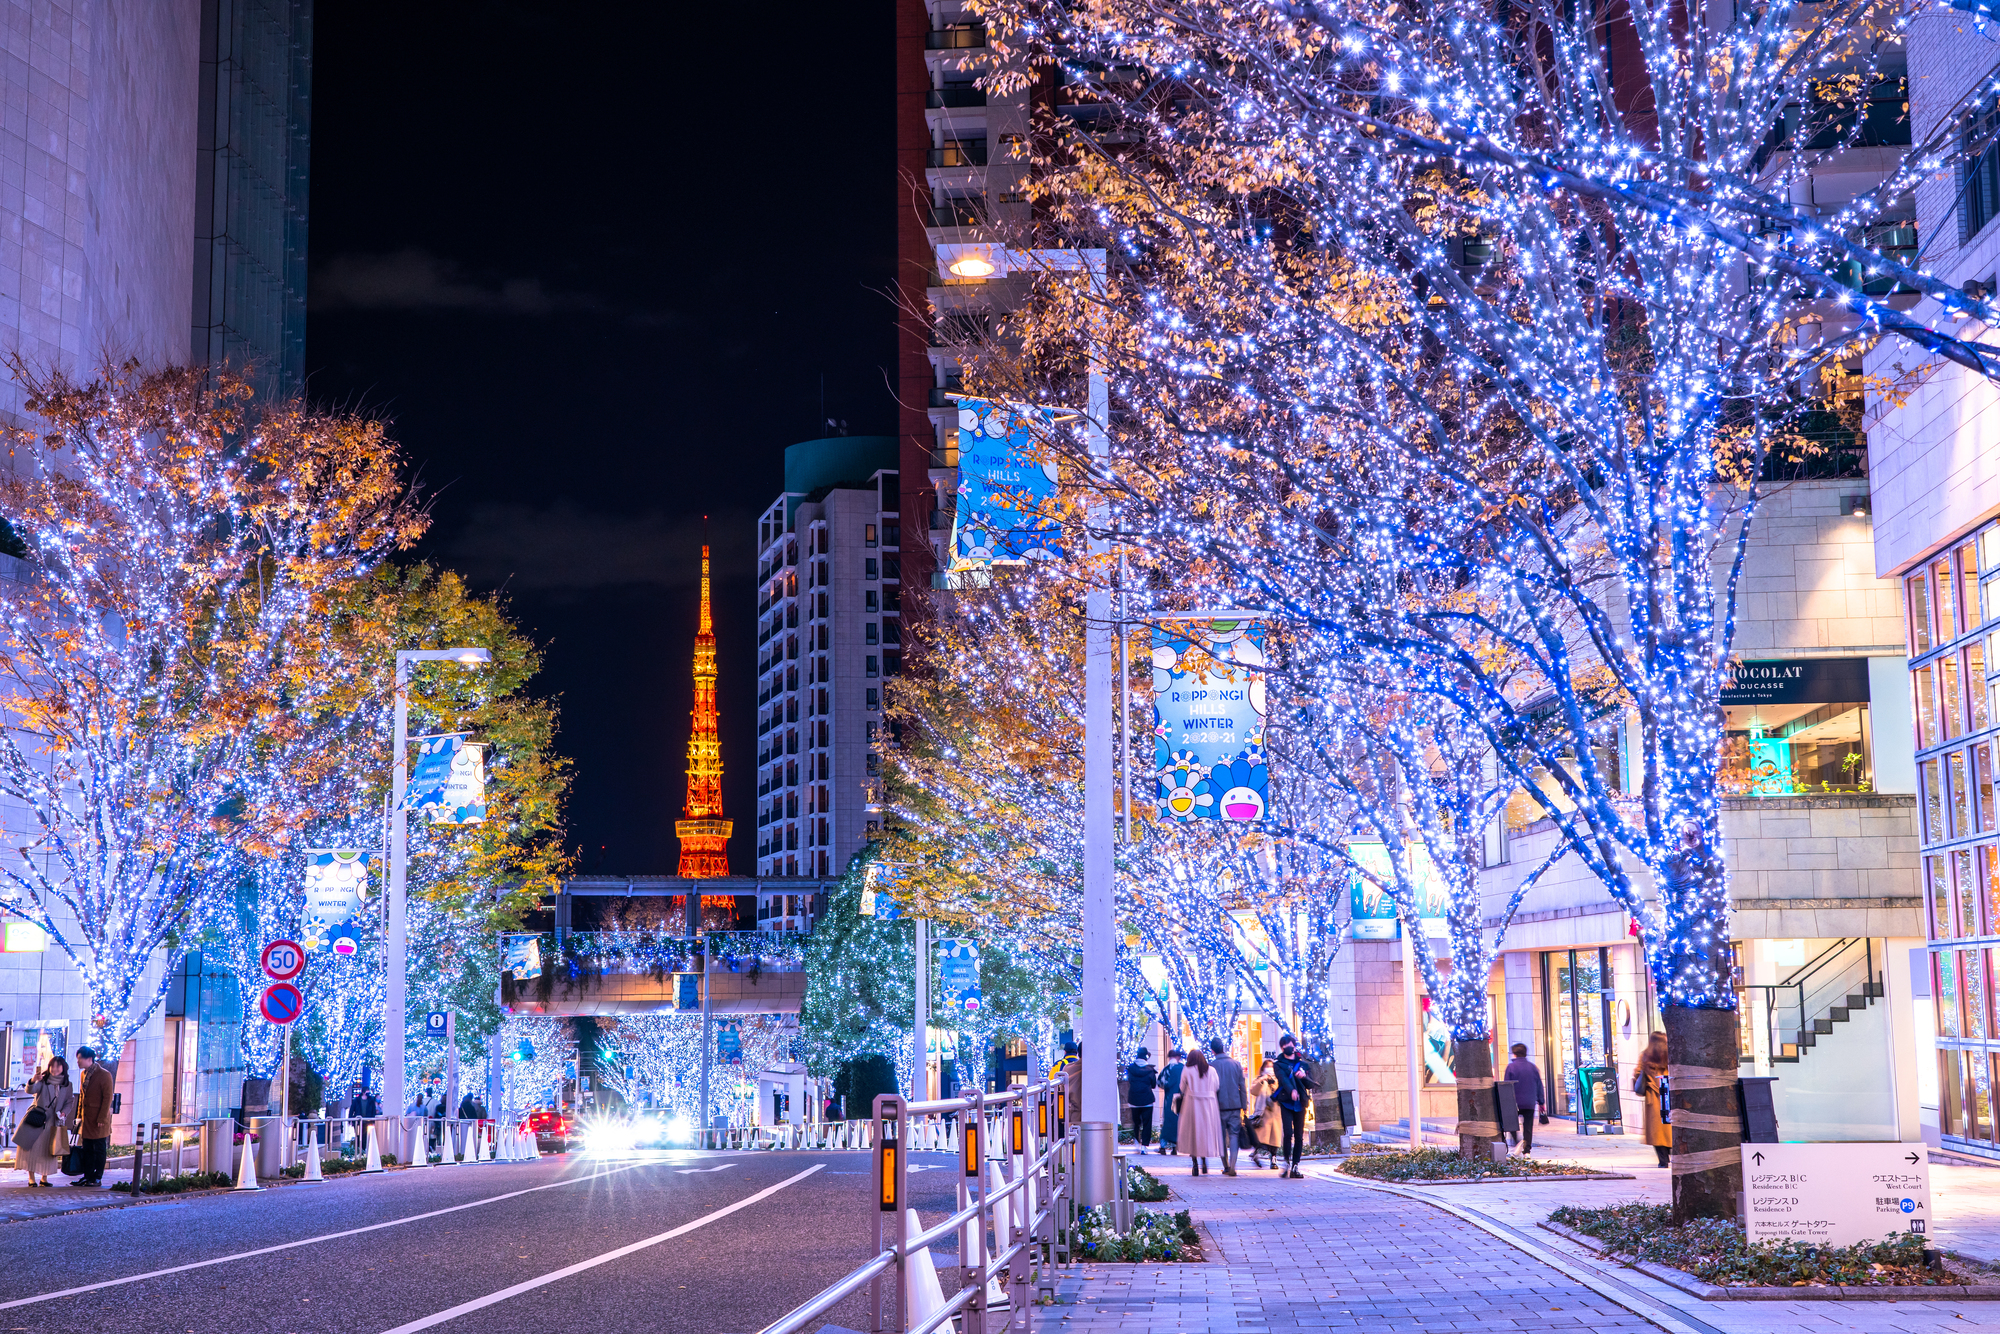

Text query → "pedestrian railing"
[129,1120,206,1186]
[699,1119,880,1151]
[756,1080,1075,1334]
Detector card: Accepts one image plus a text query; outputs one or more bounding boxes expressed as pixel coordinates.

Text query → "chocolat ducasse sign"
[1721,657,1870,706]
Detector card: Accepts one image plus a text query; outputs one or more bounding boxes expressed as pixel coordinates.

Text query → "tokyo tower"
[676,541,732,878]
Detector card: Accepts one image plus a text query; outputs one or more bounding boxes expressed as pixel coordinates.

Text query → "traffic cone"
[471,1121,487,1163]
[362,1119,385,1173]
[233,1124,262,1192]
[301,1129,324,1183]
[409,1118,431,1168]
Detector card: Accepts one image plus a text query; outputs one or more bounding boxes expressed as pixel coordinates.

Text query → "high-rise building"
[0,0,315,1138]
[897,0,1034,589]
[753,437,903,879]
[676,543,732,878]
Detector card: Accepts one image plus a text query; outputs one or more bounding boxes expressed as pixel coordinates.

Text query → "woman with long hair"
[1176,1048,1226,1176]
[1246,1057,1283,1169]
[1637,1032,1672,1168]
[16,1056,74,1186]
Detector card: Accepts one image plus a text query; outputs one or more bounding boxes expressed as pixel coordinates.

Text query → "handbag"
[50,1122,69,1156]
[1630,1065,1647,1096]
[60,1147,80,1177]
[21,1105,45,1130]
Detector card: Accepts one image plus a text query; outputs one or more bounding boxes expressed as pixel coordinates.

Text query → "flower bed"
[1549,1202,1973,1288]
[112,1170,232,1194]
[1074,1205,1203,1261]
[1337,1146,1607,1182]
[1126,1163,1170,1202]
[280,1153,399,1178]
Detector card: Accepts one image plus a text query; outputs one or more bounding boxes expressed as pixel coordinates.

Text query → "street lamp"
[385,646,493,1141]
[933,242,1116,1205]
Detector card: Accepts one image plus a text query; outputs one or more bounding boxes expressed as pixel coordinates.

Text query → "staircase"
[1741,938,1883,1065]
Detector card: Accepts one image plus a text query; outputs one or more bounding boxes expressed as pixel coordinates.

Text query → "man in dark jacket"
[1503,1043,1546,1152]
[74,1047,114,1186]
[1209,1038,1248,1176]
[1124,1049,1158,1151]
[1271,1034,1314,1178]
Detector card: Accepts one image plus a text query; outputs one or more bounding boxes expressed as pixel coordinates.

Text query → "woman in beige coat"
[1638,1032,1672,1168]
[1175,1050,1226,1175]
[1247,1059,1283,1168]
[16,1057,75,1186]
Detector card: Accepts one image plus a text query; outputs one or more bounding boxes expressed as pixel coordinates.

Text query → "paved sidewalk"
[1046,1152,2000,1334]
[1046,1163,1657,1334]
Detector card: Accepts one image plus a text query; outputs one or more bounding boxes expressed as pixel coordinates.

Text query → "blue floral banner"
[1151,620,1269,823]
[407,733,487,825]
[938,939,982,1015]
[949,398,1062,570]
[303,848,371,955]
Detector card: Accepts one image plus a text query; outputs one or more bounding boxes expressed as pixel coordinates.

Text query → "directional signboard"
[260,982,304,1026]
[1742,1142,1932,1247]
[261,939,305,982]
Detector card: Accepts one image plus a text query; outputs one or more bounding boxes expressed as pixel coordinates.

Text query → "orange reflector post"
[1011,1108,1024,1155]
[880,1141,899,1211]
[1038,1101,1049,1137]
[962,1116,980,1177]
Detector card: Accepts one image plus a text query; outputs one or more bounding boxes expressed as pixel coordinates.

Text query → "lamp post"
[936,244,1115,1204]
[385,646,493,1139]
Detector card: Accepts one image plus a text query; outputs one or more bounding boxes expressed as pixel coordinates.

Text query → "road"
[0,1149,969,1334]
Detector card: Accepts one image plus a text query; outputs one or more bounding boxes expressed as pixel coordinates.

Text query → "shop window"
[1985,845,2000,931]
[1720,659,1873,795]
[1953,752,1974,836]
[1938,557,1963,645]
[1970,948,1991,1040]
[1944,654,1966,740]
[1916,664,1937,749]
[1922,759,1944,844]
[1928,856,1953,936]
[1911,572,1935,657]
[1960,848,1983,936]
[1942,1048,1965,1137]
[1940,951,1962,1037]
[1974,1055,1996,1143]
[1976,645,1994,733]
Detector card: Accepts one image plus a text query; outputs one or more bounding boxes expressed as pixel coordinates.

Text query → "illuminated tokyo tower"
[676,539,732,878]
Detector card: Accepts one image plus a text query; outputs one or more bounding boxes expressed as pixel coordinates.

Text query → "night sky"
[305,2,900,874]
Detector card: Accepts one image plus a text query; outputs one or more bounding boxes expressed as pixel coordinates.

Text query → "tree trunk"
[1664,1004,1743,1222]
[1452,1036,1500,1160]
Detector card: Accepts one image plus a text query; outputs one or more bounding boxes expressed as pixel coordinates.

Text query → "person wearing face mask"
[1157,1049,1186,1155]
[1270,1034,1315,1179]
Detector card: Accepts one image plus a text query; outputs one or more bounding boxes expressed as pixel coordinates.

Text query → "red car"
[525,1109,574,1150]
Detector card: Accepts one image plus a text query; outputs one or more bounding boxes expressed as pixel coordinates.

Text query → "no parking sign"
[260,982,304,1025]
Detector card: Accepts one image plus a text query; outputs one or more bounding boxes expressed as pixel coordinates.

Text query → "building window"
[884,650,902,676]
[866,557,878,580]
[866,622,879,644]
[865,590,879,613]
[867,656,879,678]
[865,523,878,548]
[867,688,880,709]
[883,620,902,645]
[1968,95,2000,243]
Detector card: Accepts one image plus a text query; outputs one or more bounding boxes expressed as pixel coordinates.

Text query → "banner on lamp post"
[937,939,981,1016]
[407,734,487,825]
[1151,620,1270,824]
[1346,841,1450,941]
[948,398,1062,572]
[303,849,372,955]
[503,933,542,981]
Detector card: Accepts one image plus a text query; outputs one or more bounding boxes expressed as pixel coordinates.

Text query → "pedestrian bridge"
[499,930,807,1017]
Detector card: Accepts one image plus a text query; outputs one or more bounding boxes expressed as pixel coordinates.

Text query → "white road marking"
[376,1164,826,1334]
[0,1160,657,1311]
[676,1164,737,1174]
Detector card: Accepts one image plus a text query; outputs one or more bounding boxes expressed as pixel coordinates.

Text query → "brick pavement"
[1044,1163,1659,1334]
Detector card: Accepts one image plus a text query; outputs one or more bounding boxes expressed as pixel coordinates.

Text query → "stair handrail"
[1739,938,1880,1064]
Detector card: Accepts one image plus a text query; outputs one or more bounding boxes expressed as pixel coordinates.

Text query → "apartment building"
[1862,15,2000,1162]
[0,0,314,1132]
[753,437,905,883]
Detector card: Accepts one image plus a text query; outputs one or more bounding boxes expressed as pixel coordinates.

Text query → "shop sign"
[1743,1142,1932,1247]
[1347,841,1448,940]
[1721,657,1870,706]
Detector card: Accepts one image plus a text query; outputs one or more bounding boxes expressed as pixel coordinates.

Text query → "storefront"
[1535,945,1653,1129]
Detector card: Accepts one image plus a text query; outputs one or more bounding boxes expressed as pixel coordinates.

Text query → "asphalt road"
[0,1150,970,1334]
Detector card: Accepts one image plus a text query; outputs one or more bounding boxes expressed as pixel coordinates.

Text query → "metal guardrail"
[757,1079,1075,1334]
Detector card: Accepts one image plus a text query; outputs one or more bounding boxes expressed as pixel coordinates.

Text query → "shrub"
[113,1170,232,1194]
[1073,1205,1201,1261]
[1550,1203,1944,1286]
[1337,1146,1598,1182]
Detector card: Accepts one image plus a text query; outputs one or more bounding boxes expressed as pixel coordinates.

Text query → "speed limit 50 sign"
[261,939,305,982]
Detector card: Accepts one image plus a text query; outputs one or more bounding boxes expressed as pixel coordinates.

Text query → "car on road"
[526,1108,575,1150]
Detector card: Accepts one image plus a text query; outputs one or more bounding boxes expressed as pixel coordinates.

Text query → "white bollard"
[408,1117,430,1168]
[233,1122,262,1192]
[471,1120,488,1163]
[301,1127,324,1183]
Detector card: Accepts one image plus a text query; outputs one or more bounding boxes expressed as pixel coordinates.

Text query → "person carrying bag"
[15,1056,76,1186]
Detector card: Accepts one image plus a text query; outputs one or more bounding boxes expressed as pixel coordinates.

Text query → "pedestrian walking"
[14,1057,75,1186]
[1637,1032,1672,1168]
[1157,1049,1185,1155]
[1247,1057,1283,1168]
[1175,1049,1225,1176]
[1271,1034,1314,1178]
[1208,1038,1247,1176]
[1503,1043,1546,1152]
[1124,1048,1158,1151]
